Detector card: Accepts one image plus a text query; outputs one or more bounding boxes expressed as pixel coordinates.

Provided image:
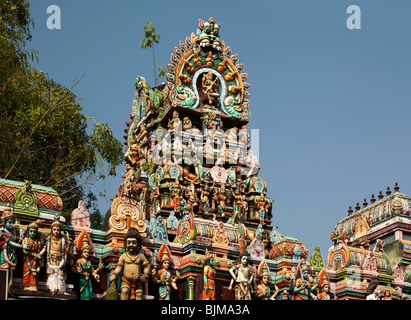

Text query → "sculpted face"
[28,227,37,240]
[52,225,61,237]
[126,238,139,253]
[5,219,13,230]
[241,255,248,266]
[82,248,90,260]
[163,260,170,270]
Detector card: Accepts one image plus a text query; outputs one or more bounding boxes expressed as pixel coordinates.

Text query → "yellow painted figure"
[109,227,150,300]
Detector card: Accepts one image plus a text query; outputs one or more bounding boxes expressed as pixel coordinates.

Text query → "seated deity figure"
[109,227,151,300]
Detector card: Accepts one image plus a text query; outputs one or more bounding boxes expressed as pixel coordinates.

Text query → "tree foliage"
[140,22,165,86]
[0,0,123,229]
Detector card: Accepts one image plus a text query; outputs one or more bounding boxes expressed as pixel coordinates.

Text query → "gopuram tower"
[103,17,313,300]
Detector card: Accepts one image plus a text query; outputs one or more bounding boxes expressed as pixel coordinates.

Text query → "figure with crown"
[152,243,180,300]
[22,219,46,291]
[254,260,279,300]
[290,258,318,300]
[0,204,27,288]
[45,214,70,294]
[75,230,103,300]
[109,227,151,300]
[201,249,216,300]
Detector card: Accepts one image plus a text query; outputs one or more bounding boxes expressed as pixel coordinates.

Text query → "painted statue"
[317,269,331,300]
[201,70,219,105]
[152,243,180,300]
[75,230,103,300]
[169,179,183,212]
[200,184,211,215]
[0,204,27,287]
[136,122,149,158]
[254,260,278,300]
[45,216,70,294]
[201,249,216,300]
[228,253,254,300]
[109,227,151,300]
[291,258,317,300]
[168,110,181,132]
[22,219,46,292]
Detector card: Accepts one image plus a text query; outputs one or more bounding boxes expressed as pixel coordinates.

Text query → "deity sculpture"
[45,216,70,294]
[317,269,331,300]
[168,110,181,132]
[75,230,103,300]
[109,227,151,300]
[22,219,46,292]
[152,243,180,300]
[216,184,228,216]
[201,249,216,300]
[290,259,317,300]
[228,253,254,300]
[254,261,278,300]
[365,277,381,300]
[381,289,392,300]
[136,122,149,158]
[200,184,211,215]
[0,204,27,287]
[232,188,243,217]
[185,183,198,212]
[169,179,183,213]
[127,133,140,165]
[201,70,219,105]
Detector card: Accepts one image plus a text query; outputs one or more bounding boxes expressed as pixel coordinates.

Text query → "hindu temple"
[0,17,409,301]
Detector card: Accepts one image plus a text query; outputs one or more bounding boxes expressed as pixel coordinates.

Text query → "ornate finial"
[386,186,391,196]
[347,206,353,216]
[394,182,400,193]
[370,194,376,204]
[363,198,368,208]
[355,202,360,211]
[378,191,384,200]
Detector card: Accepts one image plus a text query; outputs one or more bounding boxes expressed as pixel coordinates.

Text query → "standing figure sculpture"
[152,243,180,300]
[75,230,103,300]
[22,219,46,292]
[0,204,27,288]
[109,227,151,300]
[228,253,254,300]
[317,269,331,300]
[45,216,70,294]
[201,249,216,300]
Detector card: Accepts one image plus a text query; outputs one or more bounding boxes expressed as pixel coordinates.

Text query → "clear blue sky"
[26,0,411,262]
